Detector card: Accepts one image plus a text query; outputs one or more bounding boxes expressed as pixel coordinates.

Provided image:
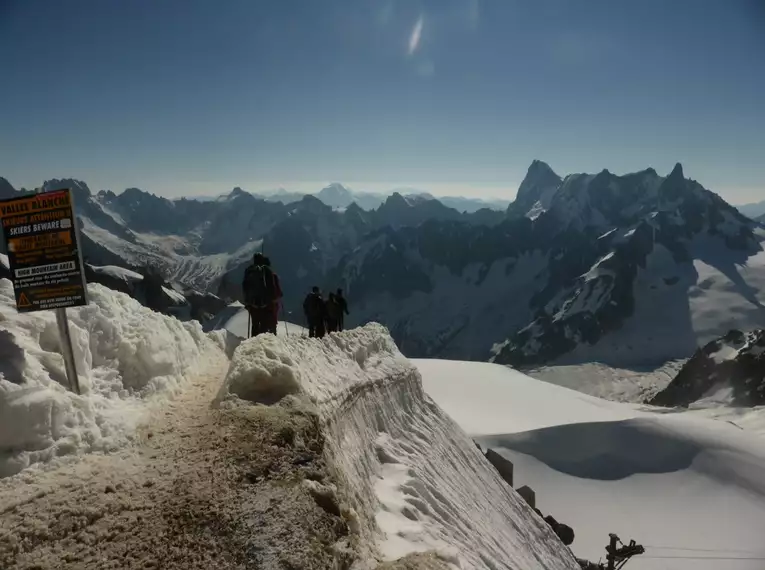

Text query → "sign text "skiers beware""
[0,189,88,312]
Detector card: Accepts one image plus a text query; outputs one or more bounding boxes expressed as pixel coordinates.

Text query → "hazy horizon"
[2,163,763,206]
[2,0,763,205]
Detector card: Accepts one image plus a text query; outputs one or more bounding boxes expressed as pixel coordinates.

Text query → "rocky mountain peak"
[0,177,16,199]
[42,178,92,203]
[511,160,563,218]
[294,194,332,216]
[97,189,118,202]
[384,192,410,207]
[669,162,684,180]
[225,187,259,205]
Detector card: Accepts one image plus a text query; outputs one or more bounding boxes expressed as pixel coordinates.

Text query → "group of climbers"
[302,286,349,338]
[241,252,349,339]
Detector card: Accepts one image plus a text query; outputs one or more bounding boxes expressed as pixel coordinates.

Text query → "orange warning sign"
[8,231,72,253]
[0,191,71,220]
[0,188,88,313]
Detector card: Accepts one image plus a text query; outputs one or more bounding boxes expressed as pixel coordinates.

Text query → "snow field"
[526,360,685,403]
[89,264,144,284]
[0,278,222,478]
[417,359,765,569]
[218,324,579,569]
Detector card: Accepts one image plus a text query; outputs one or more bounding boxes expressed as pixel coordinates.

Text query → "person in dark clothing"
[242,252,279,338]
[303,286,326,338]
[335,289,349,331]
[326,293,340,333]
[263,256,283,335]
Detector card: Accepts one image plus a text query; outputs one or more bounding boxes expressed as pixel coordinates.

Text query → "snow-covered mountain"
[334,162,765,366]
[492,163,764,367]
[649,328,765,407]
[0,178,506,305]
[3,163,762,369]
[0,180,312,294]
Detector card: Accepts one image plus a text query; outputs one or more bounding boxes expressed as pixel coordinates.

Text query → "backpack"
[243,264,277,307]
[303,293,324,319]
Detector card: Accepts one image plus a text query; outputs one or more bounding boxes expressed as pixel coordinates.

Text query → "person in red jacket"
[263,257,282,334]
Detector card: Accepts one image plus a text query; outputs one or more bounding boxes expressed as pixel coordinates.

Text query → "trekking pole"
[281,303,289,336]
[247,307,251,339]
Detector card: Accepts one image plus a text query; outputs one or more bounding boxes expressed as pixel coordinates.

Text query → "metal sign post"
[0,188,89,394]
[55,308,81,394]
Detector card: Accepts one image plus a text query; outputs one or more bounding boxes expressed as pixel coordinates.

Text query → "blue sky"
[1,0,763,203]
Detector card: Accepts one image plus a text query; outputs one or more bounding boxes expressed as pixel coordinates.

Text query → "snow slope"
[79,214,261,292]
[0,278,221,478]
[88,264,144,284]
[418,359,765,569]
[217,324,578,569]
[0,253,8,269]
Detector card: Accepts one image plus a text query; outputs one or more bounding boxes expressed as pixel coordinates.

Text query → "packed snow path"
[0,348,354,569]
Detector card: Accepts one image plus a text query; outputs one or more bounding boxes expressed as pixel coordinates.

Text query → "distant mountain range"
[177,183,511,213]
[255,183,512,213]
[736,200,765,220]
[1,161,763,370]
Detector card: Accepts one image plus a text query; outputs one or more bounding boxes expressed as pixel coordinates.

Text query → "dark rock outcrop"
[484,449,514,487]
[516,485,536,509]
[649,329,765,407]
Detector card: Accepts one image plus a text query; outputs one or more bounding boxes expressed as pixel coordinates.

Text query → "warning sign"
[0,189,88,313]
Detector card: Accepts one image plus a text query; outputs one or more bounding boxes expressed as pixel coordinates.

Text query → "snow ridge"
[218,324,578,569]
